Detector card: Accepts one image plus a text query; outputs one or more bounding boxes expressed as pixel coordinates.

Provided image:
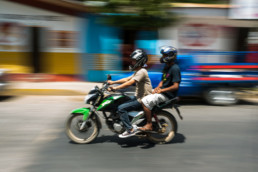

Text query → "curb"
[3,89,85,96]
[8,74,83,82]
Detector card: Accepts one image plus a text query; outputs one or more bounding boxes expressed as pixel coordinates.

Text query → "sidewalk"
[8,73,83,82]
[3,74,258,104]
[4,74,102,96]
[4,81,103,96]
[4,81,258,103]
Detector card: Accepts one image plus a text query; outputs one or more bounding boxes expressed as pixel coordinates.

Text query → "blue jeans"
[117,96,142,131]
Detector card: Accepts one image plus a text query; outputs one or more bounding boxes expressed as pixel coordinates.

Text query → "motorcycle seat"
[153,97,183,120]
[155,97,179,109]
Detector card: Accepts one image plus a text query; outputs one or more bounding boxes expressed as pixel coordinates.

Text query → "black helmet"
[129,49,148,71]
[160,46,177,63]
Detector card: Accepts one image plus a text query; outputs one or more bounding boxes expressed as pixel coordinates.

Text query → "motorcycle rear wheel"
[65,113,99,144]
[147,111,177,144]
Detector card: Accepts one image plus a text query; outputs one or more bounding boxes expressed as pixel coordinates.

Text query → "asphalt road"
[0,96,257,172]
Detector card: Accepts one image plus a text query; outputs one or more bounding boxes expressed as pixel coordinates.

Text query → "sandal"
[139,126,153,132]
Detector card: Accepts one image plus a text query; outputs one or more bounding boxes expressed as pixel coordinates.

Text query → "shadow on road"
[178,97,206,106]
[0,96,17,101]
[79,133,186,149]
[238,99,258,105]
[178,97,258,106]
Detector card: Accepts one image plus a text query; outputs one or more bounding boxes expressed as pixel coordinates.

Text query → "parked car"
[112,53,258,105]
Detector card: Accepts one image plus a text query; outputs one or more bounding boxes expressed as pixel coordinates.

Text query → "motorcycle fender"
[174,104,183,120]
[71,108,90,121]
[70,108,102,129]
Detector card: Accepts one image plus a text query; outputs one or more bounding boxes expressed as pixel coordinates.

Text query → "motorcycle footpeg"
[137,130,157,134]
[135,133,147,137]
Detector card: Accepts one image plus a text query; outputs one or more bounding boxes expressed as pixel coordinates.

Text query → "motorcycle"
[65,75,183,144]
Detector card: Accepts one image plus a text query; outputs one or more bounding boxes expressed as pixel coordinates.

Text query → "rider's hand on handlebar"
[107,80,114,85]
[107,86,116,92]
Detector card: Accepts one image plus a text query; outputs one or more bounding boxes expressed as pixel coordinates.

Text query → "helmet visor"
[160,54,168,63]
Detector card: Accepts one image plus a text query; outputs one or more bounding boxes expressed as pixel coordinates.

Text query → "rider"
[139,46,181,131]
[108,49,152,138]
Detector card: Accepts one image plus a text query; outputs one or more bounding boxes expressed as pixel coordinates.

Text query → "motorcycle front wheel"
[147,111,177,144]
[65,113,99,144]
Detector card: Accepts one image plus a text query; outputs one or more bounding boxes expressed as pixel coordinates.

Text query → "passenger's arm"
[156,81,163,88]
[158,82,179,93]
[153,81,163,93]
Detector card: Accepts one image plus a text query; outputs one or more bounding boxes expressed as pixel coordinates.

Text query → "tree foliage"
[87,0,177,30]
[83,0,229,29]
[173,0,229,4]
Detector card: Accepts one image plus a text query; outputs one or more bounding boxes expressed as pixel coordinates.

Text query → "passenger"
[140,46,181,131]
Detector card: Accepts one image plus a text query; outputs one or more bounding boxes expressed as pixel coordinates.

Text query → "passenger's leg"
[140,94,169,131]
[140,102,153,131]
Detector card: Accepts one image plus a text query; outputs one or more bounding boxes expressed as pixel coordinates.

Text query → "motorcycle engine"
[113,122,123,133]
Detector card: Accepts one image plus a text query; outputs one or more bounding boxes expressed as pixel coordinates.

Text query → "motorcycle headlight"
[85,94,94,104]
[84,93,99,104]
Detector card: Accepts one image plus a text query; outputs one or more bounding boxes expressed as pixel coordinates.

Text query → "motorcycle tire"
[147,110,177,144]
[65,113,99,144]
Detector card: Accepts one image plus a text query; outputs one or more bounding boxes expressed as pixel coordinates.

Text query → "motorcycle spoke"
[66,114,99,143]
[147,111,177,144]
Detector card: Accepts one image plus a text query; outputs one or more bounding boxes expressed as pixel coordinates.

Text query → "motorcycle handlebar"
[101,81,116,93]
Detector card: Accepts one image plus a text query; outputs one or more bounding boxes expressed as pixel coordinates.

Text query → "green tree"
[173,0,229,4]
[94,0,177,29]
[84,0,178,58]
[83,0,230,42]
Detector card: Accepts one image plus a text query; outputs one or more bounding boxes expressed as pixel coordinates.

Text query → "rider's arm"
[109,76,132,84]
[160,82,179,93]
[113,78,135,90]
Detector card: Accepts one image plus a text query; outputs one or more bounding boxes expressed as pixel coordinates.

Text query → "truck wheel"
[204,88,238,105]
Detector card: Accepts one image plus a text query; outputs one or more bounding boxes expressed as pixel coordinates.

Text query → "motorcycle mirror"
[107,74,111,80]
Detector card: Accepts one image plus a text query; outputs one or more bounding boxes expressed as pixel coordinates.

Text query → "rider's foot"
[119,126,139,138]
[139,125,153,132]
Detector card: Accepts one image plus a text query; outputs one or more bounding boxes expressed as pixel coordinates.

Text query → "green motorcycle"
[65,75,183,144]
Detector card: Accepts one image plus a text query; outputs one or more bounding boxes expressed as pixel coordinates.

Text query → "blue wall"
[81,14,159,82]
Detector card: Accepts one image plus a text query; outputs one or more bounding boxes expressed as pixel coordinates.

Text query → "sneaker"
[119,127,139,138]
[132,124,139,130]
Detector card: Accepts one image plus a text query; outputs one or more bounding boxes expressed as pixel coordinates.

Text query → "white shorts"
[141,93,169,110]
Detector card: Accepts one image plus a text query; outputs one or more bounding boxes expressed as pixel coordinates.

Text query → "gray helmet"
[160,46,177,63]
[129,49,148,71]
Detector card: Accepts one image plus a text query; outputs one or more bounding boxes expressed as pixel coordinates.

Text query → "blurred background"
[1,1,258,172]
[0,0,258,105]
